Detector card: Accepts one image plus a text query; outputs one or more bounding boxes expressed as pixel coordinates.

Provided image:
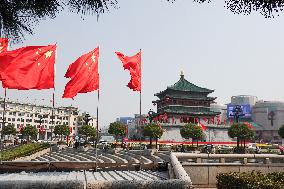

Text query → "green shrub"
[0,143,49,161]
[217,171,284,189]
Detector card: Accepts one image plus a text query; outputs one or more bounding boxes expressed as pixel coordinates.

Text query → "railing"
[174,153,284,164]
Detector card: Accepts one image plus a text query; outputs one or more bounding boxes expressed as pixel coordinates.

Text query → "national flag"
[63,47,99,98]
[0,38,8,54]
[115,51,141,91]
[0,45,56,89]
[198,122,207,131]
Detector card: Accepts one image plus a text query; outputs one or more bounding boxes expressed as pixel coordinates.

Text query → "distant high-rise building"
[231,95,258,106]
[252,101,284,143]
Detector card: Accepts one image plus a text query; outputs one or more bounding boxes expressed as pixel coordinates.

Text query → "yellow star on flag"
[44,51,53,59]
[91,53,96,62]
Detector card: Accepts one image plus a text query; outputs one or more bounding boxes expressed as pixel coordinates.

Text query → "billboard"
[227,104,252,118]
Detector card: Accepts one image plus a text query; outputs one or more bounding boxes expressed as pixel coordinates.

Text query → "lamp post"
[148,109,157,124]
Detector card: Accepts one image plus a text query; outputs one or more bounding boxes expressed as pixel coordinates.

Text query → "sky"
[2,0,284,128]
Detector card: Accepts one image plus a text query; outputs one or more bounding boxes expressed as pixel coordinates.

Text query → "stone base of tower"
[159,125,233,143]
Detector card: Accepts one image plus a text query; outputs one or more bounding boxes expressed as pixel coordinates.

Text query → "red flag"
[115,51,141,91]
[199,122,207,131]
[0,45,56,89]
[0,38,8,54]
[63,47,99,98]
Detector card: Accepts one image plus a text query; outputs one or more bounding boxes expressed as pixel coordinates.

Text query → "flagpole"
[95,46,100,171]
[51,90,55,141]
[139,49,142,166]
[95,89,99,171]
[0,89,7,163]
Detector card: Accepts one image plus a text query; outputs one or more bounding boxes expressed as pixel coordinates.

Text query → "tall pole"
[0,89,7,163]
[139,49,142,137]
[95,90,99,171]
[51,91,55,141]
[139,49,142,165]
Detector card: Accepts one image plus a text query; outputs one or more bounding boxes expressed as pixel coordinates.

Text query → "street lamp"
[148,109,157,123]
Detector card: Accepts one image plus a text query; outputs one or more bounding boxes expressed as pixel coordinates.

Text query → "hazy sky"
[2,1,284,128]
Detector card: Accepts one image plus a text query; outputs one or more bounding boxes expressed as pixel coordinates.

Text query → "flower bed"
[217,171,284,189]
[0,143,50,161]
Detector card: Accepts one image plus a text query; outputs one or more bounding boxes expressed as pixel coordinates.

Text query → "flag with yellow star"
[0,38,8,54]
[63,47,99,98]
[0,44,56,90]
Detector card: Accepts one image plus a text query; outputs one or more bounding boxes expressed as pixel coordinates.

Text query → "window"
[8,118,11,121]
[17,118,20,121]
[12,118,15,121]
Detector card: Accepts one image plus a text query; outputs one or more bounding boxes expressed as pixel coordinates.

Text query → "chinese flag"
[199,122,207,131]
[0,38,8,54]
[63,47,99,98]
[0,45,56,90]
[115,51,141,91]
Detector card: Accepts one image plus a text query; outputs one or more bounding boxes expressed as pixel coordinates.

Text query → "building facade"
[152,72,224,142]
[0,98,96,140]
[252,101,284,143]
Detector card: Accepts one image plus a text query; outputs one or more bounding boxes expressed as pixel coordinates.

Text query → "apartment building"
[0,98,96,140]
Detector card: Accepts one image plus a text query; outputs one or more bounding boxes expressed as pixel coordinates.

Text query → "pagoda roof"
[155,73,214,96]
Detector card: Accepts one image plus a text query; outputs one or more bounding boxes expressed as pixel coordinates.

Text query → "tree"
[2,124,16,138]
[143,123,164,149]
[1,1,282,42]
[180,123,203,146]
[21,124,38,142]
[228,123,255,149]
[0,0,117,42]
[108,121,127,142]
[78,125,96,142]
[53,125,70,141]
[278,124,284,139]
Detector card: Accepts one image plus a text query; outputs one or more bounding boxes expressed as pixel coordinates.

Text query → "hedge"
[217,171,284,189]
[0,143,50,161]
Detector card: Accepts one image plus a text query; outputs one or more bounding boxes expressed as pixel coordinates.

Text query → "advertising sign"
[227,104,252,118]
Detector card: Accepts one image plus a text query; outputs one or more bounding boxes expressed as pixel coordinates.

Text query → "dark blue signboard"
[227,104,252,118]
